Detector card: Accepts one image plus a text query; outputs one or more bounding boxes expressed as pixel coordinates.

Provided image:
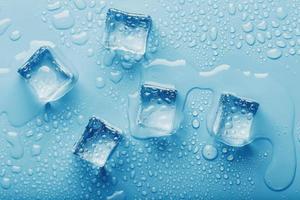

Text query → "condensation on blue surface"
[0,0,300,199]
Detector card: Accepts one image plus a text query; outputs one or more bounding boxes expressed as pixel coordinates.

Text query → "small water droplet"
[110,70,123,84]
[245,34,256,46]
[96,77,105,88]
[10,30,21,41]
[192,119,200,129]
[31,144,42,156]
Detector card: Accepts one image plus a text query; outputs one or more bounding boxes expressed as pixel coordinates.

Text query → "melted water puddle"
[0,48,296,191]
[128,58,296,191]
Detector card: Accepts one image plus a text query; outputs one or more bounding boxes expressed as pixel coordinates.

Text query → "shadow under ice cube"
[18,46,77,103]
[73,117,122,168]
[104,8,152,56]
[136,82,178,138]
[212,93,259,147]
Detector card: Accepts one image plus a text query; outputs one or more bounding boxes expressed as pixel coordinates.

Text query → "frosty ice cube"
[104,8,152,56]
[73,117,122,168]
[136,82,178,138]
[212,93,259,147]
[17,46,77,103]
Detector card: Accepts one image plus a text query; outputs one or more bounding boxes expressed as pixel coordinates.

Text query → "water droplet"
[256,33,265,44]
[10,30,21,41]
[51,10,75,30]
[242,22,253,33]
[202,144,218,161]
[96,77,105,88]
[71,32,89,45]
[257,21,267,31]
[73,0,87,10]
[227,154,234,161]
[103,50,116,66]
[276,41,287,48]
[0,18,12,35]
[11,165,21,174]
[1,177,11,189]
[4,131,24,159]
[110,70,123,84]
[228,3,236,15]
[192,119,200,129]
[31,144,42,156]
[210,27,218,41]
[266,48,282,59]
[107,190,125,200]
[245,34,256,46]
[276,7,287,20]
[47,1,61,11]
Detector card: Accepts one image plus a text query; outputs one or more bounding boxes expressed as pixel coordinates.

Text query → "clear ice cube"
[212,93,259,147]
[17,46,77,103]
[104,8,152,56]
[73,117,122,168]
[137,82,177,137]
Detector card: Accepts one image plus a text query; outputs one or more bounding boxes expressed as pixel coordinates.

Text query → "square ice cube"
[104,8,152,56]
[73,117,122,168]
[17,46,77,103]
[212,93,259,147]
[137,82,177,136]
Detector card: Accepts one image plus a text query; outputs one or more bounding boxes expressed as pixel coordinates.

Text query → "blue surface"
[0,0,300,199]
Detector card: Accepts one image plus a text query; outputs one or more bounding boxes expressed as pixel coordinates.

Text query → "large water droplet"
[73,0,87,10]
[51,10,75,30]
[4,131,24,159]
[202,144,218,161]
[0,18,12,35]
[71,32,89,45]
[0,177,11,189]
[266,48,282,59]
[276,7,287,20]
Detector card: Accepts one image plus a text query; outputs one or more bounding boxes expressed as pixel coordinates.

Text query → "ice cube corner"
[104,8,152,56]
[17,46,78,103]
[212,93,259,147]
[73,117,122,168]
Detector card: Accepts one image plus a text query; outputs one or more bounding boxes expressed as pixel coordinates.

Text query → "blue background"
[0,0,300,199]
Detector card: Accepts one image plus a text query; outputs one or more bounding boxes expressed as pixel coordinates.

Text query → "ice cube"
[212,93,259,147]
[104,8,152,56]
[17,46,77,103]
[73,117,122,168]
[135,82,178,138]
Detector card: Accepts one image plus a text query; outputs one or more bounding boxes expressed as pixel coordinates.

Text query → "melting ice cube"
[132,82,178,139]
[104,8,152,56]
[73,117,122,168]
[212,93,259,147]
[18,46,77,102]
